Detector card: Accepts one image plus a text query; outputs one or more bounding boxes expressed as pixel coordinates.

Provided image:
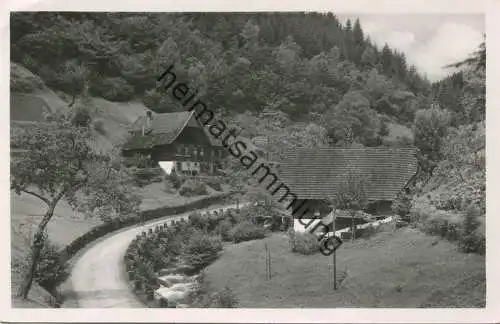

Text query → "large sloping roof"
[278,147,418,201]
[123,110,221,150]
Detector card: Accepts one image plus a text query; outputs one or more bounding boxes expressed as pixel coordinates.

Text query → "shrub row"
[186,207,275,244]
[24,239,69,299]
[287,230,321,255]
[133,167,164,187]
[166,172,183,189]
[410,203,485,255]
[189,273,239,308]
[287,221,391,255]
[58,193,232,264]
[124,214,227,307]
[179,179,209,197]
[123,204,278,307]
[228,221,267,243]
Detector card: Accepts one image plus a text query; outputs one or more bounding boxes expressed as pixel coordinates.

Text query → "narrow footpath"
[68,203,239,308]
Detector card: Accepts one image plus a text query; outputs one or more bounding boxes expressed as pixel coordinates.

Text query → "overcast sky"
[338,14,485,81]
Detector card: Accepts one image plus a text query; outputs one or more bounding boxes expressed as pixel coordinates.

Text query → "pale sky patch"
[338,14,484,81]
[412,22,483,80]
[373,30,417,53]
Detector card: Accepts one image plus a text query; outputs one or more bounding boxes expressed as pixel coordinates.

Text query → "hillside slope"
[10,63,153,307]
[203,228,485,308]
[9,63,233,307]
[11,192,103,307]
[412,121,485,236]
[11,61,151,149]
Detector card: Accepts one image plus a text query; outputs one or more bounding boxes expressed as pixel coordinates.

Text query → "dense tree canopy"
[11,13,428,126]
[11,11,485,171]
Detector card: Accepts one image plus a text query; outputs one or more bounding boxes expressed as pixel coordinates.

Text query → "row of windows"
[176,145,223,158]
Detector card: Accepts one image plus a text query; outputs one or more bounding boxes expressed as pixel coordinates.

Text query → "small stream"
[152,215,395,307]
[151,203,253,307]
[152,260,200,307]
[155,273,198,307]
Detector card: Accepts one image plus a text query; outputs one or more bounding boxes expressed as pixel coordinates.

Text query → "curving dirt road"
[68,203,240,308]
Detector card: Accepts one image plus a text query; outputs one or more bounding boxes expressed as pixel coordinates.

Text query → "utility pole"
[332,208,337,290]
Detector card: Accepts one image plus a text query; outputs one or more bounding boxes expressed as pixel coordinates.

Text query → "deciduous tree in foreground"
[11,112,141,299]
[331,169,369,241]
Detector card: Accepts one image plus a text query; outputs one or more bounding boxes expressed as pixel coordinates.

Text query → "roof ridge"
[151,110,192,117]
[283,147,417,150]
[278,146,419,200]
[167,110,195,143]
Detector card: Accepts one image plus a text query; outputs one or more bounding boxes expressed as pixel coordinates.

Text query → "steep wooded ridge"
[11,13,426,135]
[10,12,485,308]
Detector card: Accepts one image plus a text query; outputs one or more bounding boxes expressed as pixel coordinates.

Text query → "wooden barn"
[277,147,419,223]
[122,110,227,175]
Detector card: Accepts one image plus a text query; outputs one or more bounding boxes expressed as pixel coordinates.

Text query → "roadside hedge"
[124,203,274,308]
[58,192,233,263]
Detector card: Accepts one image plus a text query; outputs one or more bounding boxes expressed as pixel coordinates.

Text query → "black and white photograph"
[2,0,497,322]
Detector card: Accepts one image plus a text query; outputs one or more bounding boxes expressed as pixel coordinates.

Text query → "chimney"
[143,111,153,136]
[146,111,153,128]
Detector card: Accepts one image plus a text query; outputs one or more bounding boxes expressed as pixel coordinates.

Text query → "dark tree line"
[11,12,483,149]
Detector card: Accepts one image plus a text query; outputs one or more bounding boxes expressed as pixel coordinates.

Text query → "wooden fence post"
[269,246,272,280]
[264,244,269,280]
[332,209,337,290]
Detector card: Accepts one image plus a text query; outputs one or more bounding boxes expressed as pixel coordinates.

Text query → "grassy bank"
[10,185,230,308]
[203,227,485,308]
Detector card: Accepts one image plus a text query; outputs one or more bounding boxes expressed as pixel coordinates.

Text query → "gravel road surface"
[69,203,240,308]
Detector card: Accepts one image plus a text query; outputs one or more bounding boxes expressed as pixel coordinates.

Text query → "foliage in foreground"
[179,179,209,197]
[410,202,485,255]
[189,273,239,308]
[227,221,268,244]
[287,230,321,255]
[11,111,142,299]
[206,287,239,308]
[181,233,223,271]
[124,204,277,307]
[29,238,69,293]
[392,189,413,221]
[330,168,369,241]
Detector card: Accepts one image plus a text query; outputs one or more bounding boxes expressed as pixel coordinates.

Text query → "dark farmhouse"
[122,110,227,175]
[277,147,419,221]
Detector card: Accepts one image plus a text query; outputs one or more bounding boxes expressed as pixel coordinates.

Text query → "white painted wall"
[294,219,324,233]
[158,161,174,175]
[294,216,395,238]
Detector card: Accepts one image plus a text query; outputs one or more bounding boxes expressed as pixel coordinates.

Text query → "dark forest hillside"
[10,11,484,156]
[11,12,434,147]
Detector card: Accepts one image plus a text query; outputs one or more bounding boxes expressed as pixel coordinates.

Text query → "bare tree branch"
[21,189,51,206]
